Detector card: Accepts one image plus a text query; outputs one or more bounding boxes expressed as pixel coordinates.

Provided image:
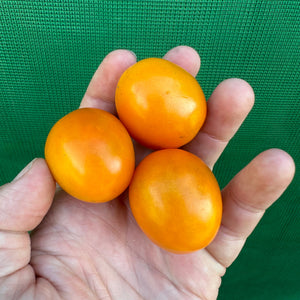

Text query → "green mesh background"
[0,1,299,299]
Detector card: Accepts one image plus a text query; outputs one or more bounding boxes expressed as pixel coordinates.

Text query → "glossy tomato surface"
[45,108,135,203]
[129,149,222,253]
[115,58,206,149]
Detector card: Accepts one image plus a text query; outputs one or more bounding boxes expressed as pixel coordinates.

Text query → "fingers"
[80,49,137,114]
[80,46,199,115]
[80,46,201,164]
[206,149,295,267]
[163,45,201,76]
[0,159,56,231]
[164,49,254,170]
[79,47,253,172]
[184,78,255,169]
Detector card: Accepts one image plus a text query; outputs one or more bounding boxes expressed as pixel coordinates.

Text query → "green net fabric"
[0,1,299,299]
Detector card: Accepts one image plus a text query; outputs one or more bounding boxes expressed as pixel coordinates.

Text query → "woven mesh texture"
[0,1,299,299]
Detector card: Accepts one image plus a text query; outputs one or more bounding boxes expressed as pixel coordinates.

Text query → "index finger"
[80,50,137,114]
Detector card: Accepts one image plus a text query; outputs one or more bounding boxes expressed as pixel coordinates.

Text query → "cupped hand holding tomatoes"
[5,47,292,300]
[115,58,207,149]
[45,108,135,203]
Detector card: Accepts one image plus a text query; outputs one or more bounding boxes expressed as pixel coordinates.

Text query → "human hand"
[0,46,295,300]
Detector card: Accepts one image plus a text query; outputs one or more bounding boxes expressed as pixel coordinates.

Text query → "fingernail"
[13,158,37,182]
[126,49,137,60]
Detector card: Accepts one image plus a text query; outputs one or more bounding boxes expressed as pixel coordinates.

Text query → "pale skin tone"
[0,46,295,300]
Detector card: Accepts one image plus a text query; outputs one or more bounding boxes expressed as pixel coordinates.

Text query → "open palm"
[0,46,295,300]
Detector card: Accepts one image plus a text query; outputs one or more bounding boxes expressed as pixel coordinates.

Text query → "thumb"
[0,158,56,231]
[0,159,55,281]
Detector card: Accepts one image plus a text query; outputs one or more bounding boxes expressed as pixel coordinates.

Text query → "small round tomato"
[45,108,135,203]
[115,58,206,149]
[129,149,222,253]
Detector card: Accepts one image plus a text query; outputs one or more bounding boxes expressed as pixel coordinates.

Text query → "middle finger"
[183,78,255,169]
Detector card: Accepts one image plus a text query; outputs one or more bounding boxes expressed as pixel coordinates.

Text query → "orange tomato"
[129,149,222,253]
[45,108,135,203]
[115,58,206,149]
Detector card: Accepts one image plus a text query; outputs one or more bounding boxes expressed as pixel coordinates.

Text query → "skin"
[0,46,295,300]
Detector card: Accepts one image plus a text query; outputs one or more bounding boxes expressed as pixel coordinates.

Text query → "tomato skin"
[129,149,222,253]
[115,58,206,149]
[45,108,135,203]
